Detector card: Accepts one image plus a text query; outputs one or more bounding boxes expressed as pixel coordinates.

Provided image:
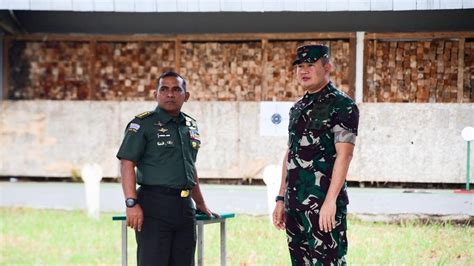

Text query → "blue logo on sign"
[271,113,282,125]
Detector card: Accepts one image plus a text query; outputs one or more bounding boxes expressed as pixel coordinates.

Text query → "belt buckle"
[180,190,189,197]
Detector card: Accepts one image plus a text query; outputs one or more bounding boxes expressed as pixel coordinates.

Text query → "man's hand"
[272,201,286,230]
[126,204,144,232]
[319,199,336,233]
[196,202,220,218]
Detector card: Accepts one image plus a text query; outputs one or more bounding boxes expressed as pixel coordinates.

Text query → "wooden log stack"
[464,41,474,102]
[9,41,91,100]
[7,34,471,103]
[366,39,464,103]
[179,42,263,101]
[94,42,175,100]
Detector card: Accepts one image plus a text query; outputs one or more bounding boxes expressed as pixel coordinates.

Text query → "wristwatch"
[125,198,138,208]
[275,195,285,202]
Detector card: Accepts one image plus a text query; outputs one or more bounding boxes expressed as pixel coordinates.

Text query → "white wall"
[1,100,472,183]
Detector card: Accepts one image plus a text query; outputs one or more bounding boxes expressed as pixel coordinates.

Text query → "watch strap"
[125,198,138,208]
[275,195,285,202]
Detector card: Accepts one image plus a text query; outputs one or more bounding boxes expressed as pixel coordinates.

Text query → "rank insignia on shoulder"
[135,111,153,119]
[183,113,197,127]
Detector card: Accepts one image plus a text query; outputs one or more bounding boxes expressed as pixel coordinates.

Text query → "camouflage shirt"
[286,82,359,210]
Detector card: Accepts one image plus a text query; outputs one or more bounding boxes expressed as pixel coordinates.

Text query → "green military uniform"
[117,106,200,188]
[117,105,201,266]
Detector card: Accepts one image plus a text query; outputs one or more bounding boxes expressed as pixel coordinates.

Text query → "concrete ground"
[0,181,472,222]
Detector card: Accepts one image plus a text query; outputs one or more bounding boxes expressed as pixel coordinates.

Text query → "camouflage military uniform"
[285,82,359,265]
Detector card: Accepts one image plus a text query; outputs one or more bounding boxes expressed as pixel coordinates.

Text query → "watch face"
[126,198,136,207]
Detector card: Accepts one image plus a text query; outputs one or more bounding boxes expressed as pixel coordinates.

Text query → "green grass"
[0,207,472,265]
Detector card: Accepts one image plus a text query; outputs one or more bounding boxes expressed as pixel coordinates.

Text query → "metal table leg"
[197,222,204,266]
[220,221,226,266]
[121,220,127,266]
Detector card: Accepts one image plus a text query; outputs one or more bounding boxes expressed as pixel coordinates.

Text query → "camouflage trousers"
[285,206,348,266]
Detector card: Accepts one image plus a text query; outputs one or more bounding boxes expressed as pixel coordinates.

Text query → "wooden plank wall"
[364,33,474,103]
[4,33,354,101]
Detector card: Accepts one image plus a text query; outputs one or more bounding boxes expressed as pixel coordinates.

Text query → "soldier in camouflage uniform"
[272,45,359,265]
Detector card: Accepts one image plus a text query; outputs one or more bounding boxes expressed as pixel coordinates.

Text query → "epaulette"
[135,111,153,119]
[183,112,197,127]
[183,112,196,122]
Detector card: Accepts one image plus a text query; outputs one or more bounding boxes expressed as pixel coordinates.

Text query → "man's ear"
[153,89,158,100]
[324,61,333,73]
[184,91,190,102]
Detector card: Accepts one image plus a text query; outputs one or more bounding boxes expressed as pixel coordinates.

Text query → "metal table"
[112,213,235,266]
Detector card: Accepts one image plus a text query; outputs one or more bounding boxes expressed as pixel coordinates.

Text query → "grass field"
[0,207,472,265]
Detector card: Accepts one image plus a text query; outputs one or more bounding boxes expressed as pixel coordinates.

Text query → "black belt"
[141,185,191,198]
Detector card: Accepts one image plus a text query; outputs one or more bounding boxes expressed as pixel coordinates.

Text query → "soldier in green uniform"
[272,45,359,265]
[117,71,216,266]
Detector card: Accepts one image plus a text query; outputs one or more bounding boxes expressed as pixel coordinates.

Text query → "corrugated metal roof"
[1,0,472,12]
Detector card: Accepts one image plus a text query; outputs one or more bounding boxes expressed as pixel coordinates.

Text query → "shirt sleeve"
[116,119,146,162]
[332,100,359,145]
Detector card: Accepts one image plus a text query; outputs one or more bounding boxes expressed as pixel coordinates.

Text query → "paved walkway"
[1,182,472,219]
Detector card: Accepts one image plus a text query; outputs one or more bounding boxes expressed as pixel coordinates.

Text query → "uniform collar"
[154,106,185,124]
[304,81,334,102]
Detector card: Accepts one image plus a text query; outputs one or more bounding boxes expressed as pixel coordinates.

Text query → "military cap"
[292,44,329,65]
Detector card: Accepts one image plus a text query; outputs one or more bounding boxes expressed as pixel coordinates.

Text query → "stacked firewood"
[264,40,352,101]
[366,39,460,102]
[464,41,474,102]
[94,42,175,100]
[13,37,470,103]
[179,42,263,101]
[9,41,91,100]
[264,41,302,101]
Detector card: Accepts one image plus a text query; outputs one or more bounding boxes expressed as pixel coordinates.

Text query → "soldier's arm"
[191,169,218,217]
[121,159,143,231]
[319,143,354,232]
[272,149,289,230]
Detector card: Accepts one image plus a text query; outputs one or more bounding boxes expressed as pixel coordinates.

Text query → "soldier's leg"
[169,197,196,266]
[306,206,348,265]
[136,188,175,266]
[286,208,313,265]
[136,217,173,266]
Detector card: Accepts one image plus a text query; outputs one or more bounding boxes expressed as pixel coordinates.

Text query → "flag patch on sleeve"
[128,123,141,132]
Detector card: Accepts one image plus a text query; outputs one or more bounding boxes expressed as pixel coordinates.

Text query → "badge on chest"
[155,125,174,147]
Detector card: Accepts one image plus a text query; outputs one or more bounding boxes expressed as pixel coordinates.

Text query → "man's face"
[296,60,331,92]
[154,76,189,116]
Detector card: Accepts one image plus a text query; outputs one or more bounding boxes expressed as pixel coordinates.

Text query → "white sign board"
[259,101,294,137]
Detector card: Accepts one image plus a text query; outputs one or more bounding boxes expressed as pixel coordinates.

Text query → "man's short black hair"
[157,71,187,91]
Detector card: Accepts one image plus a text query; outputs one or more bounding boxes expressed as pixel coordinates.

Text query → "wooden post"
[457,38,465,103]
[89,39,96,100]
[348,37,356,100]
[3,37,10,99]
[175,38,181,72]
[260,39,268,101]
[362,36,370,102]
